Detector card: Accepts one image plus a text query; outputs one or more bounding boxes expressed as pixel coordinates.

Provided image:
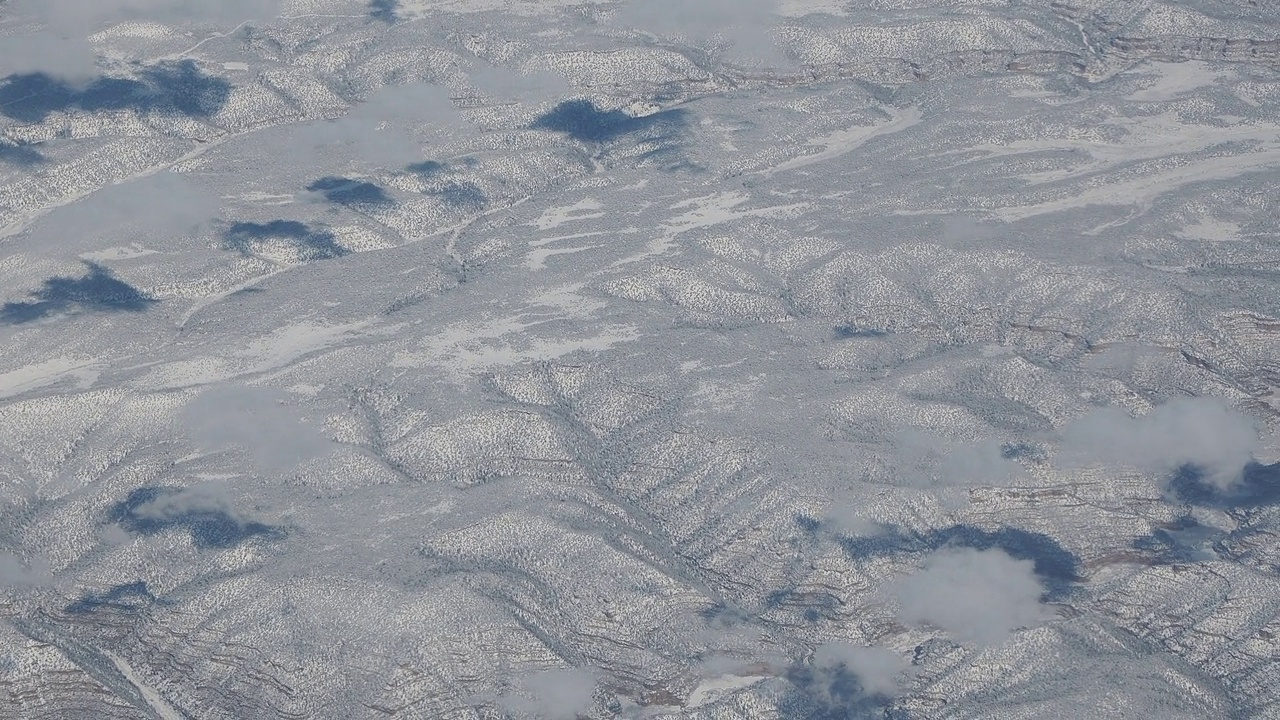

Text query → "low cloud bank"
[183,385,332,474]
[1061,397,1260,489]
[0,552,51,589]
[500,667,598,719]
[612,0,785,65]
[34,172,217,248]
[1,0,283,81]
[283,83,462,172]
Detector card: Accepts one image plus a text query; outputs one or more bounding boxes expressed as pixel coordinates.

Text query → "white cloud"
[822,508,885,536]
[0,0,282,80]
[8,0,282,32]
[131,482,238,522]
[894,547,1048,645]
[282,83,463,171]
[467,62,571,105]
[613,0,777,40]
[812,643,903,696]
[502,667,598,719]
[895,429,1024,489]
[33,172,218,250]
[0,552,51,589]
[1060,397,1260,489]
[183,385,333,474]
[354,82,463,128]
[99,525,134,545]
[0,35,99,84]
[612,0,786,65]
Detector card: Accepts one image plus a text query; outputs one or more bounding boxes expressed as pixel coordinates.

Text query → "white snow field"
[0,0,1278,718]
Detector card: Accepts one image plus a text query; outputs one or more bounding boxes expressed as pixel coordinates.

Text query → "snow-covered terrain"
[1,0,1278,717]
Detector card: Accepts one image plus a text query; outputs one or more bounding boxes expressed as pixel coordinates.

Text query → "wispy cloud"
[182,385,333,474]
[0,552,51,589]
[1060,397,1260,489]
[130,483,237,522]
[1,0,283,81]
[894,429,1025,488]
[8,0,282,28]
[109,484,284,549]
[33,171,217,247]
[500,667,598,719]
[612,0,785,65]
[466,61,571,104]
[281,83,463,172]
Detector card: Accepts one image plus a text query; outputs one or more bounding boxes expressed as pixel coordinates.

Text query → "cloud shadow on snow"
[530,99,688,144]
[428,181,487,210]
[1131,516,1220,564]
[0,60,231,123]
[0,141,44,166]
[306,176,393,207]
[834,324,888,339]
[107,487,285,550]
[369,0,399,22]
[406,160,444,176]
[833,523,1081,601]
[779,663,893,720]
[224,220,348,260]
[66,580,156,615]
[0,262,154,324]
[1168,461,1280,510]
